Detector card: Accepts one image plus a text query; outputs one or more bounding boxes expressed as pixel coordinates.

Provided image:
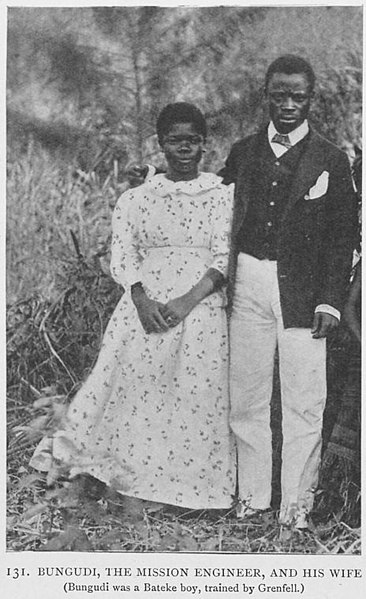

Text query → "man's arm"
[312,151,358,336]
[217,142,240,185]
[126,164,164,187]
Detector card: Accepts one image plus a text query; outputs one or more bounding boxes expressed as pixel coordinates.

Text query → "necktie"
[271,133,292,150]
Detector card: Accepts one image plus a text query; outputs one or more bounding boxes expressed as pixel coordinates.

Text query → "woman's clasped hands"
[132,290,195,334]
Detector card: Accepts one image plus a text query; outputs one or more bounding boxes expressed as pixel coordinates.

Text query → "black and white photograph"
[3,1,364,597]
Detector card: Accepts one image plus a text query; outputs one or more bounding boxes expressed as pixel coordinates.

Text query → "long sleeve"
[110,190,143,289]
[209,184,234,276]
[317,152,358,312]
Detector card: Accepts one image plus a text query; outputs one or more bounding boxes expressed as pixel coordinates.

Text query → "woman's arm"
[161,185,233,327]
[110,190,143,289]
[110,191,169,333]
[160,268,225,326]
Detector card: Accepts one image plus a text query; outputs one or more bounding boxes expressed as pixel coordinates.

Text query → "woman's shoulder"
[198,173,234,202]
[115,181,153,208]
[189,172,232,197]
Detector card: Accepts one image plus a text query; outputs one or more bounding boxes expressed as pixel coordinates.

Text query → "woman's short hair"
[265,55,316,92]
[156,102,207,145]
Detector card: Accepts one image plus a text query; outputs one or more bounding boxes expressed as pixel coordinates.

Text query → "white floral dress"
[31,173,236,509]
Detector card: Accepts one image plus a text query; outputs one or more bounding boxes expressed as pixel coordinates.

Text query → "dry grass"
[6,144,361,553]
[6,470,361,554]
[7,141,122,304]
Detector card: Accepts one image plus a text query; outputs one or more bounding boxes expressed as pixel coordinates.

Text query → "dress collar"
[145,172,224,197]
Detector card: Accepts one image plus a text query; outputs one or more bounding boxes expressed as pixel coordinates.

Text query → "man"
[127,55,357,529]
[220,55,357,528]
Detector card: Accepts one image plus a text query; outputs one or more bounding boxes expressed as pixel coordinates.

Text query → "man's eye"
[292,94,308,103]
[270,92,308,103]
[270,93,285,103]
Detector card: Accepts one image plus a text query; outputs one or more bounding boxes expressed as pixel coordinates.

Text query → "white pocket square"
[304,171,329,200]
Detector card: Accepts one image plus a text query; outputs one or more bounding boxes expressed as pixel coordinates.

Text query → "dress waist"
[140,246,226,307]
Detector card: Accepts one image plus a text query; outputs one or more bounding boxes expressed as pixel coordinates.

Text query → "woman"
[31,103,236,509]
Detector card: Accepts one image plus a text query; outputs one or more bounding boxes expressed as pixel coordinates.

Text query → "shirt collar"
[268,119,309,147]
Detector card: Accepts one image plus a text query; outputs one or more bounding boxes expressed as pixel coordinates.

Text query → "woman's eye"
[165,136,203,145]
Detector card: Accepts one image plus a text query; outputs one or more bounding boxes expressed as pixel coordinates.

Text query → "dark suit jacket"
[218,126,358,328]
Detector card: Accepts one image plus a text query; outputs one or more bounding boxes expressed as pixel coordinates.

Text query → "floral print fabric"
[31,173,236,509]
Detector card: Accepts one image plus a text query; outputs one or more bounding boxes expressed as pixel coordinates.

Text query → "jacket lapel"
[281,129,328,221]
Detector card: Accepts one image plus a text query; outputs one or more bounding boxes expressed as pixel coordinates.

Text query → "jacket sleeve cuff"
[315,304,341,321]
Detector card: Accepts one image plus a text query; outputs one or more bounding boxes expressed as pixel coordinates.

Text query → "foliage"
[6,142,122,303]
[7,6,362,175]
[7,244,121,401]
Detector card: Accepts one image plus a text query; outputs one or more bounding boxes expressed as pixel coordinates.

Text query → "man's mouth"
[177,158,193,164]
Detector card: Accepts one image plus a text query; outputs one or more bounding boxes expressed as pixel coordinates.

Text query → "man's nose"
[282,95,296,110]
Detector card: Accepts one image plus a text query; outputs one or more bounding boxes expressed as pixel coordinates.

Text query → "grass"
[6,470,361,553]
[6,143,361,553]
[6,141,121,304]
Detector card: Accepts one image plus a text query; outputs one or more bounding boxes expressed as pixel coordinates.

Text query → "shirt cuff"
[315,304,341,321]
[145,164,156,178]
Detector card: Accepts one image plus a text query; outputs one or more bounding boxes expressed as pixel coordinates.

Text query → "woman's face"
[161,122,204,181]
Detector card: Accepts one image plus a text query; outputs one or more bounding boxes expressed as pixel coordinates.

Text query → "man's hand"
[311,312,339,338]
[126,164,148,188]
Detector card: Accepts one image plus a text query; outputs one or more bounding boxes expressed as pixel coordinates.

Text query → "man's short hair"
[265,55,316,92]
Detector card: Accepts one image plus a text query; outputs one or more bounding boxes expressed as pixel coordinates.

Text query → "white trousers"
[229,253,326,523]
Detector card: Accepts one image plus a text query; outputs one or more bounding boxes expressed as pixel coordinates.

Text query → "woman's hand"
[132,291,170,334]
[161,268,224,328]
[161,294,196,328]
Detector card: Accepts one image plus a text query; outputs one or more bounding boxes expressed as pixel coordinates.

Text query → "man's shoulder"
[233,129,264,147]
[309,127,348,161]
[228,129,264,156]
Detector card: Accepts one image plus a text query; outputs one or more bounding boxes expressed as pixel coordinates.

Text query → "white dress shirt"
[268,119,309,157]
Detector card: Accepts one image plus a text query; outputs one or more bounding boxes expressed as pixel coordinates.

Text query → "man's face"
[266,72,313,134]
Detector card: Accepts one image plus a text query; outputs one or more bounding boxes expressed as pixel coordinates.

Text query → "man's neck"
[269,120,309,146]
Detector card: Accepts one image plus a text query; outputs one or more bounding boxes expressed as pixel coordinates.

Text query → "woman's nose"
[178,142,191,151]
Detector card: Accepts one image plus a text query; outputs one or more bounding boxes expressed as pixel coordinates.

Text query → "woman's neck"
[165,168,199,182]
